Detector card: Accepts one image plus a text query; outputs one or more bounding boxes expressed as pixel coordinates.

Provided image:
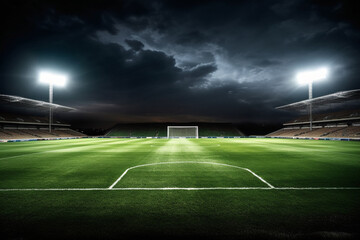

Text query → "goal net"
[167,126,199,138]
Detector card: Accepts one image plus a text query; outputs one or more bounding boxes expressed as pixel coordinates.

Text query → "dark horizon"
[1,0,360,128]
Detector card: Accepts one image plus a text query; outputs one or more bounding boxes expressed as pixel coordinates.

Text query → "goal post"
[167,126,199,139]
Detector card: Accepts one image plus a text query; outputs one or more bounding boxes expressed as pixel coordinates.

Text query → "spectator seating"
[286,110,360,125]
[267,126,360,139]
[0,128,86,140]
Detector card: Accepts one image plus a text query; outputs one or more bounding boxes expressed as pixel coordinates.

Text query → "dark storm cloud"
[254,59,282,68]
[1,0,360,127]
[125,39,145,51]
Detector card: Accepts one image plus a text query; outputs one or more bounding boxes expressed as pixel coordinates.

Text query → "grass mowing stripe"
[0,138,118,159]
[0,138,141,161]
[190,138,360,188]
[0,138,113,152]
[0,138,359,239]
[0,139,170,189]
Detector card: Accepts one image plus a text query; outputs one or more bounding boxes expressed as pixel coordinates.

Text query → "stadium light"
[296,67,328,85]
[296,67,328,131]
[38,71,68,133]
[39,71,67,87]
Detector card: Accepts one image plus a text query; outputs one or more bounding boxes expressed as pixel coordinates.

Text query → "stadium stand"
[107,123,243,137]
[0,113,49,124]
[324,126,360,138]
[0,94,85,140]
[267,128,309,137]
[285,109,360,125]
[198,123,241,136]
[0,113,86,140]
[270,89,360,139]
[0,128,86,140]
[106,123,166,137]
[267,109,360,139]
[297,127,344,138]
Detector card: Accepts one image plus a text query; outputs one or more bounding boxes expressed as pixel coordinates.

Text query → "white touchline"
[108,161,275,189]
[1,187,360,191]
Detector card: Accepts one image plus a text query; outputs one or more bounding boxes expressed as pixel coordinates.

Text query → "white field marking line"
[1,187,360,191]
[0,139,140,161]
[108,161,275,189]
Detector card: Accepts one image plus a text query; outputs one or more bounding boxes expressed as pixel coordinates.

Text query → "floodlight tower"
[296,67,328,131]
[39,71,67,133]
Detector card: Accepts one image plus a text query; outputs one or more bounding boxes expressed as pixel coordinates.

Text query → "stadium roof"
[276,89,360,111]
[0,94,76,112]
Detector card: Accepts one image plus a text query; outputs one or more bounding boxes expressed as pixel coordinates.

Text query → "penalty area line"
[108,161,275,189]
[1,187,360,191]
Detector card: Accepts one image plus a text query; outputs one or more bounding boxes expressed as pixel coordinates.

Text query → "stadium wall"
[2,135,359,143]
[106,123,244,138]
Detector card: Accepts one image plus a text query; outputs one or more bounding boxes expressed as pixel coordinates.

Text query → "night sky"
[1,0,360,127]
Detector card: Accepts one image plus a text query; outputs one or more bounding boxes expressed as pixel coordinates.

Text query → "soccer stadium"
[1,1,360,240]
[1,87,360,239]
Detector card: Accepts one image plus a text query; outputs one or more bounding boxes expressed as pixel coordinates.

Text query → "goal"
[167,126,199,139]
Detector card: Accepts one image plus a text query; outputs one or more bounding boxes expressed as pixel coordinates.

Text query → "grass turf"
[0,138,360,239]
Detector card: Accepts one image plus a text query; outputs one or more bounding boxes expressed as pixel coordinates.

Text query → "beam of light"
[296,67,328,85]
[39,71,68,87]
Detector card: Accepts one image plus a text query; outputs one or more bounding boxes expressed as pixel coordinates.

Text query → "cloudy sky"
[1,0,360,127]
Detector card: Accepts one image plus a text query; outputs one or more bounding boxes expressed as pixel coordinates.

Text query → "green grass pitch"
[0,138,360,239]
